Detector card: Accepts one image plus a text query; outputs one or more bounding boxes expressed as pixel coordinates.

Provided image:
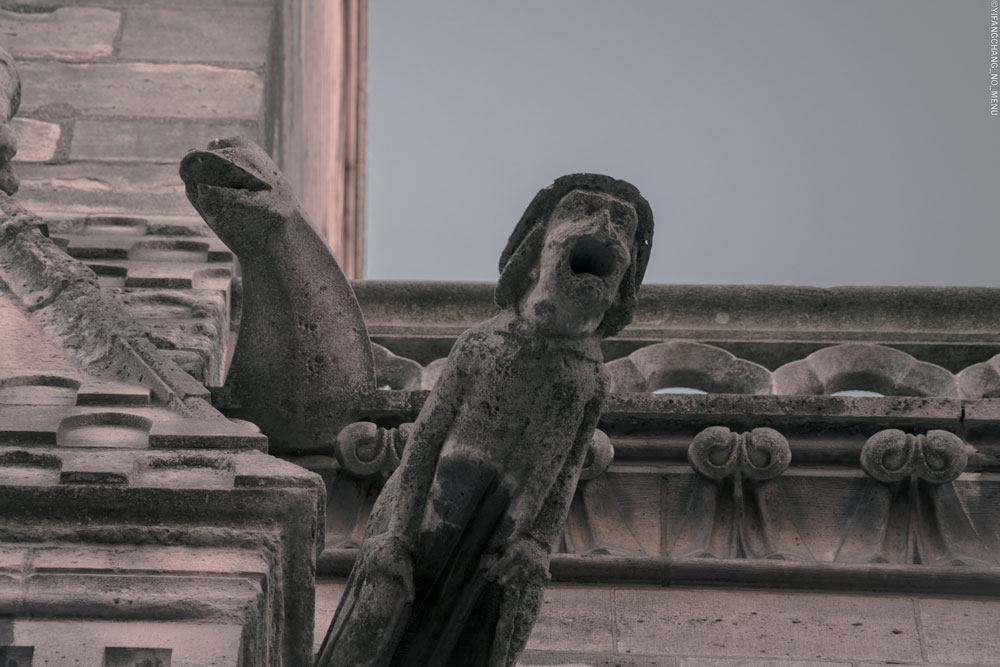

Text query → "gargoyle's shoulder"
[443,316,503,364]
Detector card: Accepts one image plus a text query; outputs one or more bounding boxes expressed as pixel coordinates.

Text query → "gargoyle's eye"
[569,237,616,277]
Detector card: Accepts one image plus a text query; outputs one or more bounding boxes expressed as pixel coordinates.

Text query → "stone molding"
[373,338,1000,399]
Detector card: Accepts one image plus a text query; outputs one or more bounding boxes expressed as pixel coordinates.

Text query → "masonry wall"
[1,0,270,219]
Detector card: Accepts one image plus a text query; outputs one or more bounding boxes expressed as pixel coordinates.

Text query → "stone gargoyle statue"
[179,136,376,455]
[316,174,654,667]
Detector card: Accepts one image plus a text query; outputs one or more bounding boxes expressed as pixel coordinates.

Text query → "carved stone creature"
[0,48,21,195]
[179,136,375,454]
[316,174,653,667]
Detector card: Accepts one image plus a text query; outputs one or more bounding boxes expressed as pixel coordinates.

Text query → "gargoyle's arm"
[524,390,606,549]
[385,331,475,544]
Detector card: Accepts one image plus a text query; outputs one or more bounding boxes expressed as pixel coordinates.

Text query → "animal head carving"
[179,136,297,249]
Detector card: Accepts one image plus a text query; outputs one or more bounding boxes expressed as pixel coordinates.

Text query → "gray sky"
[365,1,1000,286]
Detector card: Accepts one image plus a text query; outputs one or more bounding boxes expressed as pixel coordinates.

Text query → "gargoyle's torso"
[439,315,605,493]
[409,312,607,557]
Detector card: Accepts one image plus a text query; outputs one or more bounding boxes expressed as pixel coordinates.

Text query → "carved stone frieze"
[672,426,811,561]
[773,343,958,397]
[607,340,773,394]
[370,340,999,399]
[836,429,992,567]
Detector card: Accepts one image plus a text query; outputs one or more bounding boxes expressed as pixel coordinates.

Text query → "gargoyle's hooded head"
[496,173,653,338]
[179,136,296,248]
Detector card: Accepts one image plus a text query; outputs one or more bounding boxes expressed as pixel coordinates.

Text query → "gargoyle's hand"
[483,537,551,589]
[358,533,415,601]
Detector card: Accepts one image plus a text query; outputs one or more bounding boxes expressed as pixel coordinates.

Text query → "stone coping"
[353,280,1000,371]
[317,549,1000,598]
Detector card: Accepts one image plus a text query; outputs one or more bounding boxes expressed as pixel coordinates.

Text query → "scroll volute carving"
[673,426,810,561]
[860,429,967,484]
[688,426,790,481]
[837,429,992,566]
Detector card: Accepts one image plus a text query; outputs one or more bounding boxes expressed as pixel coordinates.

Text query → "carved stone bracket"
[672,426,811,560]
[836,429,992,566]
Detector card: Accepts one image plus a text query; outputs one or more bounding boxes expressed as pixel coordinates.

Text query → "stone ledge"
[353,281,1000,371]
[317,549,1000,597]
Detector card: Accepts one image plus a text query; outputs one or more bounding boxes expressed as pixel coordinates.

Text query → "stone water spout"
[315,173,654,667]
[180,136,376,455]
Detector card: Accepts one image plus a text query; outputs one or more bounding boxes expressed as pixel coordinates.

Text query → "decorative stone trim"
[606,340,773,395]
[672,426,809,561]
[773,343,959,397]
[836,429,992,567]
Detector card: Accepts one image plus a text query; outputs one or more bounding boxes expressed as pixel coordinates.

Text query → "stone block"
[3,0,267,7]
[919,597,1000,665]
[680,660,851,667]
[526,585,614,654]
[119,7,271,65]
[16,162,191,216]
[72,118,257,162]
[10,619,243,666]
[519,653,680,667]
[313,579,346,656]
[18,61,263,119]
[10,118,59,162]
[0,7,120,60]
[613,588,922,663]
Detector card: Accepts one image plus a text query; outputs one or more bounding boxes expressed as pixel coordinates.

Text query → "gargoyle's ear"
[495,224,546,309]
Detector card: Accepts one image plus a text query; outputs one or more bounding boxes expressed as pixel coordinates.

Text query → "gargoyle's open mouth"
[568,236,617,278]
[179,151,271,192]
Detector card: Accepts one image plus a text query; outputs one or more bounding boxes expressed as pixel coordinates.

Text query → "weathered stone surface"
[0,7,120,60]
[355,282,1000,373]
[119,7,271,65]
[773,343,959,397]
[525,586,614,654]
[72,118,257,162]
[317,174,653,667]
[3,0,267,7]
[614,588,922,662]
[679,660,850,667]
[7,619,243,666]
[180,136,376,453]
[919,598,1000,664]
[17,162,190,215]
[10,117,58,162]
[18,61,263,119]
[607,340,773,394]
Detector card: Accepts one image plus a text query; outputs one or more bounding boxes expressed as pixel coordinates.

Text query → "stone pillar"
[273,0,367,279]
